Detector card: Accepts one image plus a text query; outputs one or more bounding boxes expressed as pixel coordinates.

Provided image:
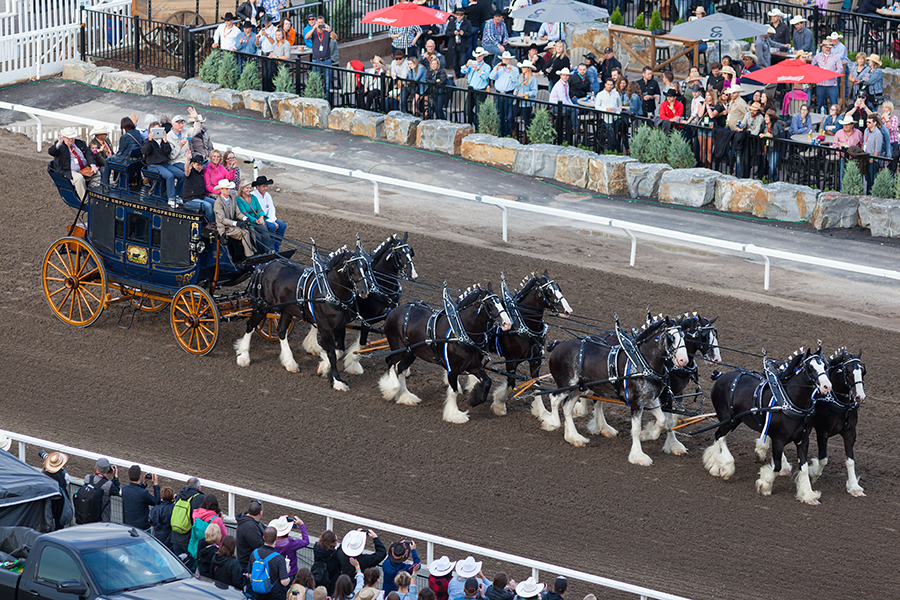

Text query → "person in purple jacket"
[382,540,421,595]
[269,515,310,579]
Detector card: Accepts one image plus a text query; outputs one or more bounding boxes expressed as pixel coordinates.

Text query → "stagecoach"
[43,158,293,355]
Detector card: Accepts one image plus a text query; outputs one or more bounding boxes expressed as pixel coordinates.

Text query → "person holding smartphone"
[142,123,184,208]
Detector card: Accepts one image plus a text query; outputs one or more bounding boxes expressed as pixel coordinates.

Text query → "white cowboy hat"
[214,179,235,191]
[89,125,110,137]
[789,15,806,25]
[827,31,844,40]
[766,25,776,34]
[514,577,545,598]
[720,65,735,75]
[268,516,293,537]
[767,7,786,17]
[454,556,482,578]
[341,530,367,557]
[556,67,572,76]
[727,84,744,94]
[0,435,10,452]
[472,47,489,57]
[428,556,456,577]
[60,126,78,139]
[839,115,855,125]
[500,50,514,59]
[519,59,535,70]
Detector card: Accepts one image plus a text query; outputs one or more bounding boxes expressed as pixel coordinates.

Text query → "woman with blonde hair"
[544,40,570,87]
[365,56,388,112]
[881,100,899,159]
[197,521,222,578]
[203,149,233,196]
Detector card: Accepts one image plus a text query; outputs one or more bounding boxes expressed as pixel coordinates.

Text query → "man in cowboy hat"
[826,32,850,99]
[832,114,863,149]
[755,26,778,69]
[48,126,98,200]
[335,529,386,578]
[382,539,421,594]
[768,8,790,46]
[212,12,239,50]
[251,175,286,251]
[599,47,621,85]
[448,556,489,600]
[513,577,544,600]
[41,450,71,530]
[462,47,492,126]
[790,15,813,53]
[812,40,842,112]
[490,51,520,137]
[481,9,509,66]
[446,7,473,78]
[725,84,749,177]
[121,465,160,533]
[268,514,308,579]
[428,556,456,600]
[213,179,257,257]
[88,124,112,169]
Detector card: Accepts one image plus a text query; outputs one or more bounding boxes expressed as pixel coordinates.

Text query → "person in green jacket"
[236,182,272,251]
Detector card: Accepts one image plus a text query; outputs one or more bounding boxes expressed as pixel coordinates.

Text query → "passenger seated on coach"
[141,123,185,209]
[213,179,257,258]
[115,117,143,160]
[236,182,272,251]
[181,153,216,222]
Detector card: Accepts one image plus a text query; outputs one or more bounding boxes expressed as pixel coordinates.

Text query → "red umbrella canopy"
[361,2,450,27]
[747,59,843,85]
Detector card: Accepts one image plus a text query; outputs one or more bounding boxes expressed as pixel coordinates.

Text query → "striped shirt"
[389,26,422,51]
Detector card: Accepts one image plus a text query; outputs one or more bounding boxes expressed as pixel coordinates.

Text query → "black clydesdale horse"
[235,246,372,391]
[487,271,573,417]
[303,234,417,375]
[379,285,512,424]
[704,347,832,504]
[535,317,689,464]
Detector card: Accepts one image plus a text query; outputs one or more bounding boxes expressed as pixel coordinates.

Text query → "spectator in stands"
[706,61,724,93]
[863,113,883,189]
[236,182,273,251]
[625,79,642,114]
[213,535,245,592]
[698,89,721,167]
[287,569,316,600]
[250,175,286,251]
[334,574,357,600]
[538,21,564,43]
[389,24,422,57]
[428,556,456,600]
[204,149,234,196]
[882,101,899,158]
[382,541,421,595]
[187,107,213,159]
[312,530,341,593]
[743,101,765,135]
[525,44,546,75]
[514,60,537,132]
[849,51,869,100]
[261,0,287,22]
[269,515,309,579]
[420,39,446,70]
[864,54,884,109]
[541,577,565,600]
[720,66,738,93]
[395,571,418,600]
[236,21,258,55]
[595,77,620,113]
[448,557,488,600]
[789,104,813,135]
[356,567,383,600]
[548,67,578,129]
[425,55,448,120]
[150,486,175,550]
[301,13,316,39]
[491,52,519,136]
[462,48,492,126]
[768,8,790,46]
[659,88,683,122]
[485,573,515,600]
[49,127,98,200]
[688,84,705,124]
[364,56,387,112]
[821,103,842,135]
[513,578,543,600]
[544,41,570,87]
[237,0,264,28]
[755,26,777,69]
[121,465,159,532]
[827,31,850,99]
[212,12,239,50]
[569,63,591,100]
[404,56,427,116]
[307,16,336,101]
[337,529,386,579]
[760,109,784,181]
[236,499,266,572]
[198,522,223,578]
[580,53,599,93]
[281,17,296,45]
[660,70,675,96]
[447,8,473,78]
[82,457,119,523]
[482,10,509,66]
[790,16,813,54]
[171,477,204,563]
[189,494,227,559]
[253,527,292,600]
[637,66,660,117]
[455,578,485,600]
[40,451,70,530]
[598,47,620,84]
[269,28,292,60]
[811,41,842,112]
[833,115,862,149]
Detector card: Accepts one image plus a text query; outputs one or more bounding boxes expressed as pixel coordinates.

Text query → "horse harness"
[494,279,549,356]
[813,357,864,431]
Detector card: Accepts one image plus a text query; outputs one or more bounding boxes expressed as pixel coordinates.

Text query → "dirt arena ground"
[3,130,899,600]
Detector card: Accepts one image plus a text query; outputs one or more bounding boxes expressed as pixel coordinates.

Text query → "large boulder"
[152,76,185,98]
[349,110,385,138]
[100,70,156,95]
[588,155,636,195]
[61,60,92,83]
[210,88,244,110]
[384,111,420,145]
[267,92,299,120]
[279,97,331,128]
[461,134,521,169]
[514,144,562,179]
[242,90,273,117]
[657,168,720,207]
[555,147,598,188]
[626,162,671,197]
[858,196,900,237]
[810,192,860,230]
[84,66,118,87]
[416,120,474,155]
[755,182,818,221]
[714,175,763,213]
[328,107,356,132]
[179,78,222,105]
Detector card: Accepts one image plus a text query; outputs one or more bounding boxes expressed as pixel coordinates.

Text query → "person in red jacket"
[659,88,684,122]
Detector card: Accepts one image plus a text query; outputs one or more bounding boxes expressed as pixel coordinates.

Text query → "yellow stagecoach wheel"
[42,237,107,327]
[170,285,219,355]
[255,312,294,341]
[129,294,168,313]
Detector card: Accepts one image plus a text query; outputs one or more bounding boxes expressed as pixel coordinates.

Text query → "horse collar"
[442,289,488,354]
[760,359,816,421]
[501,280,547,344]
[616,324,666,385]
[312,255,357,315]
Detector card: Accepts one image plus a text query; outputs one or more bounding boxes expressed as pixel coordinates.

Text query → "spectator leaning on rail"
[212,12,239,50]
[170,477,204,564]
[251,527,292,600]
[84,457,120,523]
[237,499,266,572]
[189,493,227,560]
[121,464,160,532]
[382,540,421,595]
[485,573,516,600]
[150,486,176,550]
[269,515,309,579]
[48,127,98,201]
[336,529,387,579]
[40,451,71,531]
[540,577,565,600]
[198,521,223,578]
[307,16,339,102]
[513,578,543,600]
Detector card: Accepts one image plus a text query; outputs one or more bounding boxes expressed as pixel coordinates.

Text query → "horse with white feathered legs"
[703,346,832,504]
[379,284,512,423]
[533,315,690,465]
[302,233,417,377]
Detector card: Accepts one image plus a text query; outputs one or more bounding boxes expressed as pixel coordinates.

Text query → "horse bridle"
[337,253,373,298]
[833,356,866,403]
[657,326,687,363]
[388,241,416,279]
[686,321,719,361]
[532,277,566,316]
[795,352,830,390]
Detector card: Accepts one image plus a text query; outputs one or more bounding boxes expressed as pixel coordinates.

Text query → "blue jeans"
[146,163,183,200]
[312,58,332,102]
[816,85,838,113]
[266,219,286,251]
[496,92,514,137]
[482,43,504,66]
[184,196,215,222]
[766,149,779,181]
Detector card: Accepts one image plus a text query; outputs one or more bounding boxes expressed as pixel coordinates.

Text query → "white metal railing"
[3,101,899,291]
[2,429,690,600]
[0,0,82,84]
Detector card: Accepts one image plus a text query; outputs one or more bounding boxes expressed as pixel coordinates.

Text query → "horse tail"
[546,339,560,353]
[710,369,723,381]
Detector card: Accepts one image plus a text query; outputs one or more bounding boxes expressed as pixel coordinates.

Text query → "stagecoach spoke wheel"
[170,285,219,355]
[255,312,293,341]
[42,237,107,327]
[128,290,168,313]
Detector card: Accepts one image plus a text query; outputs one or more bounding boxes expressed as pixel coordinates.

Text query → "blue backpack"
[250,549,278,594]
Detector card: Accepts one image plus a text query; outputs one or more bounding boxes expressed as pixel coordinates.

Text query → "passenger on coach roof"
[236,499,266,572]
[115,117,143,159]
[187,106,214,159]
[204,149,235,196]
[181,154,216,222]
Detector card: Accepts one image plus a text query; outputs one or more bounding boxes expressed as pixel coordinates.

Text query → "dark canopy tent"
[0,450,60,532]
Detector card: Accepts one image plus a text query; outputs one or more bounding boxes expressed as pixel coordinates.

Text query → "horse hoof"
[236,355,250,368]
[628,453,653,467]
[284,362,299,374]
[540,420,560,432]
[640,428,662,442]
[491,403,507,416]
[565,433,589,446]
[396,391,422,406]
[332,380,349,392]
[444,412,470,424]
[778,469,791,477]
[601,427,618,438]
[343,362,364,375]
[849,488,866,497]
[755,481,772,496]
[667,445,688,456]
[804,498,821,506]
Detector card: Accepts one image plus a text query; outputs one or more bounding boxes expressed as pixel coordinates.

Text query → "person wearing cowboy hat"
[213,179,256,257]
[0,434,10,453]
[725,84,750,177]
[832,114,863,150]
[251,175,286,251]
[382,539,421,595]
[755,26,778,69]
[742,100,765,135]
[598,46,620,86]
[513,59,538,132]
[660,88,684,122]
[462,48,492,126]
[481,9,509,67]
[427,556,456,600]
[336,529,386,579]
[40,450,71,530]
[48,126,98,200]
[447,556,489,600]
[811,40,842,112]
[789,15,813,53]
[446,7,473,78]
[267,515,309,579]
[688,4,705,21]
[513,577,544,600]
[824,32,850,98]
[767,8,790,46]
[88,124,112,166]
[489,50,519,136]
[581,52,599,93]
[864,53,884,109]
[212,12,239,50]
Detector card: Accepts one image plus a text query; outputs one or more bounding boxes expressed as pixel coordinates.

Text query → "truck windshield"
[81,537,191,595]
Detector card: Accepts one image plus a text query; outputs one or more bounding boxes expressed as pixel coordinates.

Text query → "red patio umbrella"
[361,2,450,27]
[746,59,843,85]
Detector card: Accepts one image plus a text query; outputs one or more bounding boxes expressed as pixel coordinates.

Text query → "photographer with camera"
[79,457,120,523]
[122,465,160,532]
[336,529,387,579]
[269,515,310,579]
[382,540,421,594]
[41,450,72,530]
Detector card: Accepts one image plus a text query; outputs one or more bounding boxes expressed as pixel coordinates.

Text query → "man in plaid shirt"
[390,25,422,55]
[481,10,508,66]
[261,0,287,21]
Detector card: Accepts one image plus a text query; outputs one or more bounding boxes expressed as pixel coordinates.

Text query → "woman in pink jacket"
[203,149,235,196]
[188,494,228,558]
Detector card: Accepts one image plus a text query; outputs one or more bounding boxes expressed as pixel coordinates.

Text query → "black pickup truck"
[0,523,243,600]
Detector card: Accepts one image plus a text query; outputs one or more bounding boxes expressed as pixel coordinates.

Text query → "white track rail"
[3,101,899,291]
